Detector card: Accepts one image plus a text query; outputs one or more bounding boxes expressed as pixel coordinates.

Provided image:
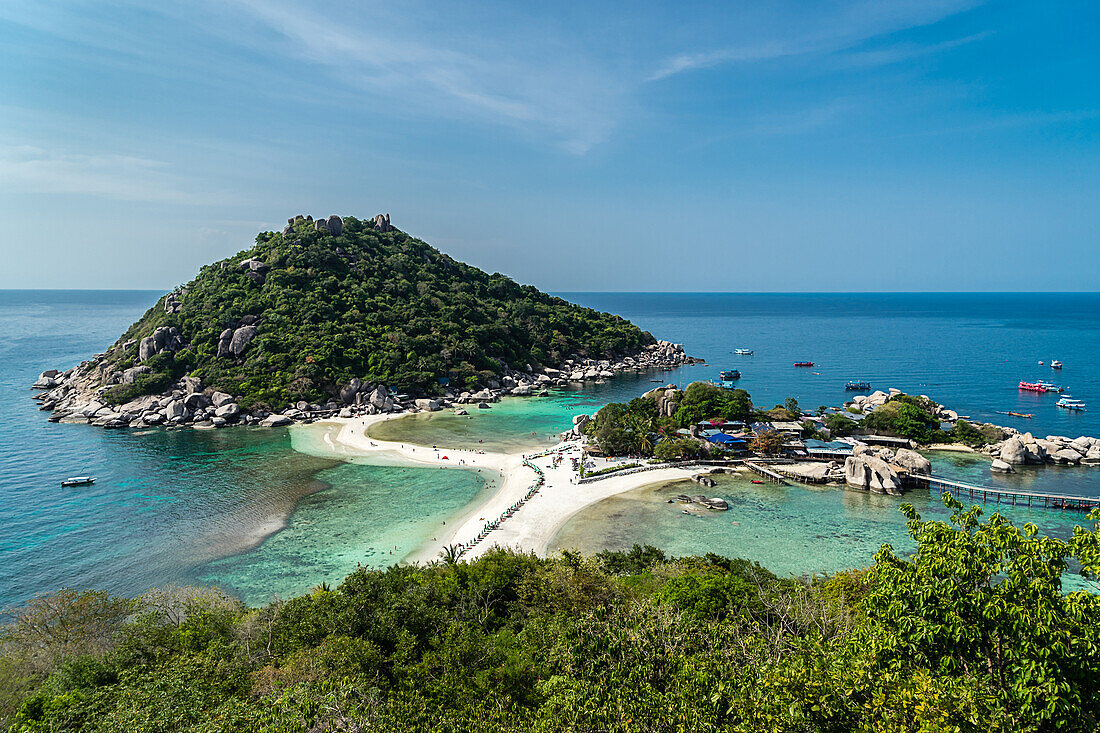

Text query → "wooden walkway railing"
[744,461,786,485]
[911,475,1100,512]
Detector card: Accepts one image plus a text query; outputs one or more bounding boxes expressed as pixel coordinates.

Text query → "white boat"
[1051,360,1063,369]
[733,348,753,355]
[1057,397,1086,411]
[61,476,96,487]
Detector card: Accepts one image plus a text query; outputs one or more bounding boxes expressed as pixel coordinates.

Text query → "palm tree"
[627,413,654,454]
[440,544,462,565]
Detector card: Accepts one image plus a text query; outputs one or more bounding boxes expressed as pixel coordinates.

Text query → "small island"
[30,213,695,429]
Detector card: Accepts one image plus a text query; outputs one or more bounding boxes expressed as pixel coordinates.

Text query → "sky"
[0,0,1097,291]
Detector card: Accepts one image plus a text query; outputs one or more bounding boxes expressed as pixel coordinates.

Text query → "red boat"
[793,362,814,367]
[1018,381,1047,393]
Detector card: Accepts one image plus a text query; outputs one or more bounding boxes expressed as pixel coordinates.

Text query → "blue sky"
[1,0,1097,291]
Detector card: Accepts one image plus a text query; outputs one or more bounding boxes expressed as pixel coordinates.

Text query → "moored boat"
[845,380,871,390]
[1057,397,1086,411]
[733,348,753,355]
[793,362,814,367]
[1051,360,1063,369]
[61,476,95,487]
[1018,381,1047,392]
[719,370,741,381]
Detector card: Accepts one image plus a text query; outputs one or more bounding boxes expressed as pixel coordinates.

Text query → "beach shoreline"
[292,413,701,564]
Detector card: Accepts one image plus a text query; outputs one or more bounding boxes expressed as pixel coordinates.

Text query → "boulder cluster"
[849,388,960,422]
[279,213,390,237]
[138,326,184,362]
[843,445,931,496]
[216,318,259,358]
[164,288,185,314]
[988,432,1100,471]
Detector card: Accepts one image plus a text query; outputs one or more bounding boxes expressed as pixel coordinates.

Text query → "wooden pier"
[744,461,786,485]
[911,475,1100,513]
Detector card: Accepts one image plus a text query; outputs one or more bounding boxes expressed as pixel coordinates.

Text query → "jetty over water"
[744,460,786,485]
[910,475,1100,513]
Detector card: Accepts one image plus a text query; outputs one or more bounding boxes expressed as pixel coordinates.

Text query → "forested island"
[2,499,1098,731]
[31,214,691,428]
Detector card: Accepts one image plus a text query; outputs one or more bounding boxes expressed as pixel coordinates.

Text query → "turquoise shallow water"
[3,291,1099,608]
[548,459,1099,592]
[364,373,669,453]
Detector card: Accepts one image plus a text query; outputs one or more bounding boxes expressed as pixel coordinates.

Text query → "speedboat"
[793,362,814,367]
[845,381,871,390]
[1057,397,1086,411]
[1051,360,1063,369]
[61,476,95,487]
[733,349,754,355]
[719,370,741,381]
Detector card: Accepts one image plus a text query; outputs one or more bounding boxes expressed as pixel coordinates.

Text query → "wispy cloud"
[648,0,985,81]
[834,31,992,69]
[226,0,621,154]
[0,144,219,204]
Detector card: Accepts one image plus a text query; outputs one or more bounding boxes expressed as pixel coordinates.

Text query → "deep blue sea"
[2,290,1098,608]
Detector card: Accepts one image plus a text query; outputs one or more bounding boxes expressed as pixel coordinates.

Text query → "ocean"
[2,290,1098,607]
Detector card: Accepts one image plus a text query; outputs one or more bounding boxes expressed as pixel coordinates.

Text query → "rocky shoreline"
[842,388,1100,478]
[31,341,698,431]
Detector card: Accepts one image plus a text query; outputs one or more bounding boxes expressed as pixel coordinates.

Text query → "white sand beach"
[300,413,701,564]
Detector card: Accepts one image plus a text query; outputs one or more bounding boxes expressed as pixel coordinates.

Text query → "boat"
[733,349,754,355]
[751,479,765,484]
[997,411,1034,418]
[1036,380,1064,393]
[719,370,741,381]
[1018,381,1048,392]
[1051,360,1063,369]
[61,476,95,487]
[845,380,871,390]
[793,362,814,367]
[1057,397,1086,411]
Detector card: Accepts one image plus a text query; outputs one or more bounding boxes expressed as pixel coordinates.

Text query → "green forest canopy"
[103,215,655,409]
[4,497,1099,732]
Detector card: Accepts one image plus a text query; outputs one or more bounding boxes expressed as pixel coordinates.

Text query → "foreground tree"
[862,495,1100,731]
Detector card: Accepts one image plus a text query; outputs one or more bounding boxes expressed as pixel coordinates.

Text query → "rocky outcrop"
[643,385,681,418]
[892,448,932,475]
[373,213,392,232]
[216,329,234,357]
[990,459,1014,473]
[164,290,184,314]
[1053,448,1082,465]
[339,378,362,404]
[999,436,1027,465]
[121,365,151,384]
[138,326,183,362]
[326,215,343,236]
[560,414,590,441]
[228,326,257,357]
[844,454,902,495]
